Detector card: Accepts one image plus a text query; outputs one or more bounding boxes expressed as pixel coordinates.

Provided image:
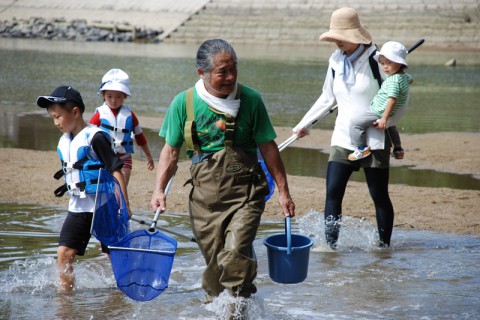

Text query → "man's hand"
[150,189,167,213]
[278,192,295,217]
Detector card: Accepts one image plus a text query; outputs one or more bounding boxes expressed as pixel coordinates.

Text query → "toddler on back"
[348,41,412,161]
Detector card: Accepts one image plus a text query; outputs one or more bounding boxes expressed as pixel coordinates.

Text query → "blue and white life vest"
[96,104,134,154]
[54,126,107,198]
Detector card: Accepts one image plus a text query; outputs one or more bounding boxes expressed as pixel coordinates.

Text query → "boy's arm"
[377,97,397,129]
[132,131,154,171]
[140,143,154,171]
[91,132,131,214]
[112,169,130,216]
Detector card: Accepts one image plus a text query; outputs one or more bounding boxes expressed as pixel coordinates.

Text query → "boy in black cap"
[37,86,130,291]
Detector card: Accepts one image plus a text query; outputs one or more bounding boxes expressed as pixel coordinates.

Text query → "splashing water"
[296,210,380,252]
[0,256,57,294]
[0,254,116,295]
[203,291,297,320]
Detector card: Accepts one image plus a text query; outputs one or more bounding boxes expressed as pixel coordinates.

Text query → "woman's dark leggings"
[324,161,394,247]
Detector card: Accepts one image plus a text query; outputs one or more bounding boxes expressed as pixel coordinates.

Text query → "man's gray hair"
[196,39,237,75]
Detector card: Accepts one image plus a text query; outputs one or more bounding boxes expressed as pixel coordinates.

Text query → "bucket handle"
[285,216,292,255]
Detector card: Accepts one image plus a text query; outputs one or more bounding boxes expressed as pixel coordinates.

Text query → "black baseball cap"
[36,86,85,112]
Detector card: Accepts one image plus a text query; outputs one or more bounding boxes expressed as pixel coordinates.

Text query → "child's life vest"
[53,126,107,198]
[95,104,134,154]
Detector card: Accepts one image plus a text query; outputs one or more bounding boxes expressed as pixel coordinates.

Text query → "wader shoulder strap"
[235,83,243,100]
[224,115,235,148]
[223,83,242,148]
[184,87,200,153]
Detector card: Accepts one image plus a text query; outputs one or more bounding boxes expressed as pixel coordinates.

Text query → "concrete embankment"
[0,0,479,50]
[164,0,480,50]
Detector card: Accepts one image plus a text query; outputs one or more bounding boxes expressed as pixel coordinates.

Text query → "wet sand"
[1,116,479,236]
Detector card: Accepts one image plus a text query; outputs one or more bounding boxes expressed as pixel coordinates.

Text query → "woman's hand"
[294,127,309,139]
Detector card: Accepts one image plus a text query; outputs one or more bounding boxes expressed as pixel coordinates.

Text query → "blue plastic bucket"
[263,217,313,284]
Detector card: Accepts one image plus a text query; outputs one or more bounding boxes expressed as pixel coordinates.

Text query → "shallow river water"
[0,40,479,319]
[1,204,479,320]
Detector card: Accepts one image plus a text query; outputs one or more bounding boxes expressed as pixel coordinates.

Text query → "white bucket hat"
[99,68,131,96]
[374,41,408,67]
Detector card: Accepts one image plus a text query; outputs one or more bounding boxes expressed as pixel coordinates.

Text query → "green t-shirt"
[371,73,412,117]
[160,84,276,157]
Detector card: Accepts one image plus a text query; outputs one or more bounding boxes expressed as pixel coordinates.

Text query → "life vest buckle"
[62,166,73,174]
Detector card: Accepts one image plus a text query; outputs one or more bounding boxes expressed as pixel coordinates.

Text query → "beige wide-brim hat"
[319,7,372,45]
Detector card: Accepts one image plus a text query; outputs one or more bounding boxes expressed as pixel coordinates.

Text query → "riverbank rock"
[444,59,457,67]
[0,17,163,43]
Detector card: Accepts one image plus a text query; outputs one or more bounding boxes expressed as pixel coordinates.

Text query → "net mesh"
[109,229,177,301]
[91,169,130,246]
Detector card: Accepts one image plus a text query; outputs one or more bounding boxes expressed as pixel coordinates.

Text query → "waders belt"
[191,150,258,165]
[191,152,214,164]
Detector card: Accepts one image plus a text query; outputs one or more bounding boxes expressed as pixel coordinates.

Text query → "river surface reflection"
[2,111,479,190]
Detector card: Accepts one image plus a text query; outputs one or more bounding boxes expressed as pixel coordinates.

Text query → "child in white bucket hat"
[348,41,412,161]
[90,68,154,185]
[98,68,132,96]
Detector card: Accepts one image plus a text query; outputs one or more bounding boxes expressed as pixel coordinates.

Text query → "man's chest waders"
[184,85,269,298]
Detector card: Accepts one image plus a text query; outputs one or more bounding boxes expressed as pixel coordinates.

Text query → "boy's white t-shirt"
[69,194,96,213]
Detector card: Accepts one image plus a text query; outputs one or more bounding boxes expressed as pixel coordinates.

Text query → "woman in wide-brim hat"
[293,7,404,249]
[319,7,372,45]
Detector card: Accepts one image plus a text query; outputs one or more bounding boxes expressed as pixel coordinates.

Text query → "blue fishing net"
[109,229,177,301]
[91,169,130,246]
[257,149,275,201]
[259,159,275,201]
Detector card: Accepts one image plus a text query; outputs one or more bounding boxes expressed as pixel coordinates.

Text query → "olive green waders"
[189,147,269,298]
[184,85,269,298]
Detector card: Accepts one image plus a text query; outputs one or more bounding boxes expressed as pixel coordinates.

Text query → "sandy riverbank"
[1,115,479,236]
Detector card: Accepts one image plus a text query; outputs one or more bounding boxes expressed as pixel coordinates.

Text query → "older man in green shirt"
[150,39,295,302]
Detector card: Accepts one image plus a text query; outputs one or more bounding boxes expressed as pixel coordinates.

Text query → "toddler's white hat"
[374,41,408,67]
[99,68,131,96]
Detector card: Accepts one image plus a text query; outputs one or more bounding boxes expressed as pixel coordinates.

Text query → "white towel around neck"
[194,79,241,117]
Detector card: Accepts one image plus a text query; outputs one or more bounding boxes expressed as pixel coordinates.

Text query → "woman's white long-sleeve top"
[293,45,406,151]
